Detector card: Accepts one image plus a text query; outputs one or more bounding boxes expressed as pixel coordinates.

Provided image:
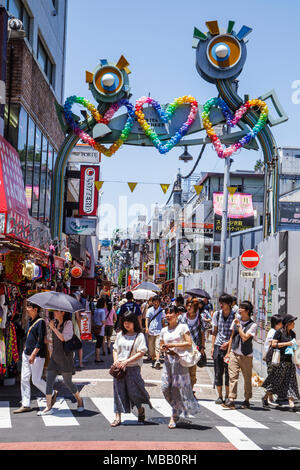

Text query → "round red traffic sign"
[241,249,260,269]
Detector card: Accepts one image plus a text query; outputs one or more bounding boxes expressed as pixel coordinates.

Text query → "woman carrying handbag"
[262,314,300,411]
[178,301,206,396]
[37,310,84,416]
[111,311,152,427]
[160,305,201,429]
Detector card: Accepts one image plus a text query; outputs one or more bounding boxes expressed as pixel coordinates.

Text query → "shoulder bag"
[109,334,139,379]
[148,308,163,327]
[63,333,82,353]
[168,325,201,368]
[271,348,281,366]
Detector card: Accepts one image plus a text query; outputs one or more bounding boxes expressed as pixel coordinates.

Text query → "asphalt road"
[1,338,300,452]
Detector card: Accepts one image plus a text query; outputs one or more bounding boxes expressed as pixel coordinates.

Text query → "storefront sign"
[158,238,167,274]
[71,266,83,278]
[0,135,30,242]
[79,165,100,216]
[80,311,92,341]
[65,217,97,236]
[213,192,254,234]
[279,202,300,225]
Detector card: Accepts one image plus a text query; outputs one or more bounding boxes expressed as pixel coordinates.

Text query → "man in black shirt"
[14,303,56,413]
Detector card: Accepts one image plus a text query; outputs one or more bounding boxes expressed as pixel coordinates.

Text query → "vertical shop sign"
[79,165,100,216]
[278,231,288,317]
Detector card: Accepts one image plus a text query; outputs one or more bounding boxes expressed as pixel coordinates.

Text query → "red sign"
[79,165,99,216]
[241,249,260,269]
[0,135,30,242]
[80,311,92,341]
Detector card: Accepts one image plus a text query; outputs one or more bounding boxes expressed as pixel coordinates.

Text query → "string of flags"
[94,180,207,195]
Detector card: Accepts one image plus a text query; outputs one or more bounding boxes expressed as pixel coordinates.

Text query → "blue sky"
[64,0,300,237]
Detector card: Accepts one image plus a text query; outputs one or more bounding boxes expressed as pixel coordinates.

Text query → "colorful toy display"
[202,97,268,158]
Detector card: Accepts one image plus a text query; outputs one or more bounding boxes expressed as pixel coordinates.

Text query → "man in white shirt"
[145,296,167,369]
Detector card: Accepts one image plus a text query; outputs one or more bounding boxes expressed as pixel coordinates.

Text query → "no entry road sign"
[241,249,260,269]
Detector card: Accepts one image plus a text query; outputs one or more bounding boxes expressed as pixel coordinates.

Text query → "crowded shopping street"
[0,0,300,459]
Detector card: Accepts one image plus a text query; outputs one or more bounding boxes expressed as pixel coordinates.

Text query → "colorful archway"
[51,22,287,240]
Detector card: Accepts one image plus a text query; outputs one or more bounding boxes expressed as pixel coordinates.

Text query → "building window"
[37,37,55,86]
[45,145,53,226]
[17,106,28,182]
[31,127,41,219]
[8,0,31,42]
[39,134,48,222]
[26,117,35,214]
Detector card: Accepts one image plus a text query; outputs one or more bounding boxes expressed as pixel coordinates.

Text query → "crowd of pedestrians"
[12,288,300,427]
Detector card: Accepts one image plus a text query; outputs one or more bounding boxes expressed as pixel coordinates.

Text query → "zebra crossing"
[1,397,300,450]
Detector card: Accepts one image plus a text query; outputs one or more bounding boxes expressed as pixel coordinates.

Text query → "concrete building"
[3,0,68,239]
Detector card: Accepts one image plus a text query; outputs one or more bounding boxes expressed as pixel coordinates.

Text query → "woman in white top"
[160,305,201,429]
[261,314,283,408]
[111,311,152,427]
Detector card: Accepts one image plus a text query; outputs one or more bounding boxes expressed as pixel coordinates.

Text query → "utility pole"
[218,157,232,295]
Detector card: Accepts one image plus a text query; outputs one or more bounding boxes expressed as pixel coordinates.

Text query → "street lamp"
[179,145,193,163]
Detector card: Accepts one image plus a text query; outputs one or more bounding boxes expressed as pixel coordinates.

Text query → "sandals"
[138,407,145,424]
[168,417,179,429]
[111,418,121,427]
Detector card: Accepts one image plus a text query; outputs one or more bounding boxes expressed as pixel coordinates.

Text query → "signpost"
[241,249,260,269]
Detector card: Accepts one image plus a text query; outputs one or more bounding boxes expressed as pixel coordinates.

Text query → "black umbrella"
[27,291,84,313]
[186,288,211,299]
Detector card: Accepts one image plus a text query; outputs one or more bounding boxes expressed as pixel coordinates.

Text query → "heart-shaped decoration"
[64,96,135,157]
[202,97,268,159]
[135,96,198,154]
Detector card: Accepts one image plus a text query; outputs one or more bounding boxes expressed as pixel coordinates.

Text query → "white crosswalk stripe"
[90,397,138,425]
[216,426,262,450]
[36,397,80,426]
[198,400,268,429]
[0,401,11,428]
[149,398,172,417]
[283,421,300,431]
[5,396,300,450]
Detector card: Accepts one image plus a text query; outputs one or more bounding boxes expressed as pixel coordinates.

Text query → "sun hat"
[282,314,298,325]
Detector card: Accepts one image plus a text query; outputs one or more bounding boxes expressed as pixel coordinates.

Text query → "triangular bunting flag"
[194,185,204,195]
[160,184,170,194]
[227,186,237,195]
[128,182,137,193]
[94,181,104,191]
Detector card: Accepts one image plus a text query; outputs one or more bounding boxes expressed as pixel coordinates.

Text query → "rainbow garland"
[63,94,198,156]
[202,97,268,159]
[63,96,135,157]
[135,95,198,154]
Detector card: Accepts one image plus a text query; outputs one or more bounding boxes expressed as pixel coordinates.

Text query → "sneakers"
[240,400,251,409]
[13,406,32,414]
[222,400,236,409]
[154,360,161,370]
[77,399,84,412]
[215,397,224,405]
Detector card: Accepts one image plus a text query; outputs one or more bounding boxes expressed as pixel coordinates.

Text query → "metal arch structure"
[51,22,288,241]
[193,20,288,237]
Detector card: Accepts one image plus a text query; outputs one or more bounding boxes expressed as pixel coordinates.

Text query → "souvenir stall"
[0,242,74,385]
